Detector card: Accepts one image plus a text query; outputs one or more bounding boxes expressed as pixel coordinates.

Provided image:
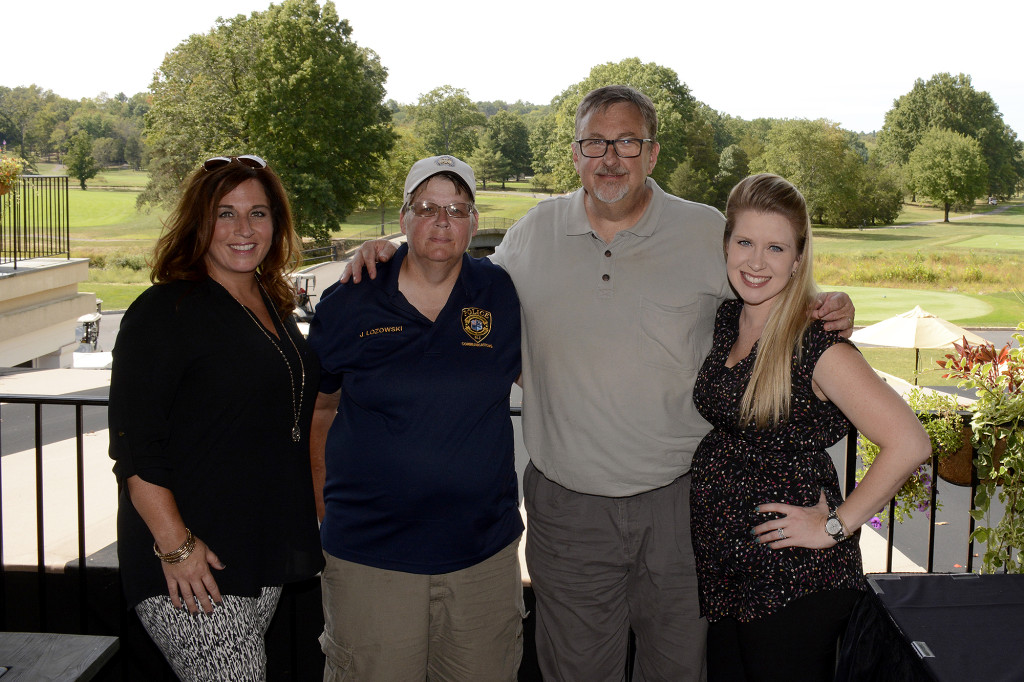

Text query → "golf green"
[842,286,992,325]
[950,235,1024,251]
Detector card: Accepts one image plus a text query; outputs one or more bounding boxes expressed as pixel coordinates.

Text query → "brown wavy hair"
[150,159,300,318]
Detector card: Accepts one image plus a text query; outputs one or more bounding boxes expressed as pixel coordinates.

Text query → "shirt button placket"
[599,248,613,294]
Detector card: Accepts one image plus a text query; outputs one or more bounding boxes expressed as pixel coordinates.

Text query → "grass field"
[37,164,1021,331]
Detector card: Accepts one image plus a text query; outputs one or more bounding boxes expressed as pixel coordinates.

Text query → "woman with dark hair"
[690,173,930,681]
[109,155,323,681]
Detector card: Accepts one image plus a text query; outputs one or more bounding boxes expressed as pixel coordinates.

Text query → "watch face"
[826,517,843,535]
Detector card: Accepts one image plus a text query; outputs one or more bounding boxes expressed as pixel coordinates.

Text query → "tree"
[667,159,714,206]
[365,129,427,234]
[713,144,749,206]
[1,86,62,160]
[546,58,698,192]
[907,129,988,222]
[527,114,556,175]
[410,85,486,158]
[123,131,144,170]
[468,132,510,190]
[141,0,394,241]
[877,73,1023,196]
[854,160,904,226]
[751,119,863,225]
[91,137,122,166]
[65,132,98,189]
[487,110,531,180]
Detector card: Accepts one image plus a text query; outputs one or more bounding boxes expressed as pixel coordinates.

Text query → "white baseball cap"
[404,155,476,202]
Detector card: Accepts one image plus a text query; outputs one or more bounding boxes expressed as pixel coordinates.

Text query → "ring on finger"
[777,528,785,540]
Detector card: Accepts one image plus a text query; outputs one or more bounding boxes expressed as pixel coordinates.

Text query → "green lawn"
[42,165,1021,332]
[814,203,1024,255]
[842,286,992,324]
[83,283,151,311]
[36,162,151,188]
[858,347,963,387]
[952,234,1024,250]
[333,192,543,235]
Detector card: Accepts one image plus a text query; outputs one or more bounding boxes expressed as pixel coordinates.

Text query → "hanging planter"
[858,389,964,523]
[939,332,1024,573]
[0,154,25,196]
[937,425,1006,486]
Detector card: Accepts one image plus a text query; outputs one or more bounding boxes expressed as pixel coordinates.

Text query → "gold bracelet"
[154,528,196,564]
[836,510,851,537]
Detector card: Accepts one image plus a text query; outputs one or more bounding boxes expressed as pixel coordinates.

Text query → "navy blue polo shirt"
[309,244,523,574]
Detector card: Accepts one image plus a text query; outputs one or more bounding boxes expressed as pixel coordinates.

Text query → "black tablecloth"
[836,573,1024,682]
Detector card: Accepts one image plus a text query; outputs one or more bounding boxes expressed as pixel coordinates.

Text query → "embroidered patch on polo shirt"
[462,307,492,346]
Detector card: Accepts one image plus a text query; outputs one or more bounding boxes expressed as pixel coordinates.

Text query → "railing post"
[34,403,47,630]
[0,402,6,630]
[76,405,89,633]
[926,449,939,573]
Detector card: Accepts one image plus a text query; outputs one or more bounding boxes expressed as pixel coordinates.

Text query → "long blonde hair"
[724,174,818,428]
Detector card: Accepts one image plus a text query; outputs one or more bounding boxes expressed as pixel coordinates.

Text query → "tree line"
[0,86,148,189]
[2,0,1022,235]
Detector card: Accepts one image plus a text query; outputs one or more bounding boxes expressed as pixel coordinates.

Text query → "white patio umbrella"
[850,306,990,384]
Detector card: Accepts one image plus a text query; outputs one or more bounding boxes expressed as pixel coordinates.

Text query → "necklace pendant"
[291,424,301,442]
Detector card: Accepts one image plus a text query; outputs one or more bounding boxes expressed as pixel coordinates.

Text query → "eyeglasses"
[408,201,475,219]
[575,138,652,158]
[202,155,268,171]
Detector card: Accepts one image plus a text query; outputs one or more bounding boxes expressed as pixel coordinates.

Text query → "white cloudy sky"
[7,0,1023,135]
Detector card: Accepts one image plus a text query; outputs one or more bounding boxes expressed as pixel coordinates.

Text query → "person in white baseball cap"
[309,154,525,681]
[403,154,476,203]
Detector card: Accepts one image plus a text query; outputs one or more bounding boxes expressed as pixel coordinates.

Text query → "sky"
[7,0,1024,136]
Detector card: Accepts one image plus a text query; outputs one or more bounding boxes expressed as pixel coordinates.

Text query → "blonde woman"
[690,174,930,681]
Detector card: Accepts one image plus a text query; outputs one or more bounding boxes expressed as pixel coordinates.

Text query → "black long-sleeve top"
[109,278,323,608]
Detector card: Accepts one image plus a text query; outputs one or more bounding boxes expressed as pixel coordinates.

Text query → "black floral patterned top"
[691,299,866,623]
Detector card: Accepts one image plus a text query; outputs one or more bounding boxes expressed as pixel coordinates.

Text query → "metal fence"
[0,393,107,633]
[0,176,71,267]
[347,216,518,240]
[0,391,995,680]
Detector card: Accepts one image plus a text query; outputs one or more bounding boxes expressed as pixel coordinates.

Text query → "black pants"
[707,588,864,682]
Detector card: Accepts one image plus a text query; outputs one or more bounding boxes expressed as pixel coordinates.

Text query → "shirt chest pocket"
[639,297,702,372]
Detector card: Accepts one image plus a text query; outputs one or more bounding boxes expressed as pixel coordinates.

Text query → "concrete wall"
[0,258,96,368]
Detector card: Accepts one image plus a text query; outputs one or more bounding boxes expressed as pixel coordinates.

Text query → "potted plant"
[857,388,964,526]
[938,328,1024,573]
[0,154,25,195]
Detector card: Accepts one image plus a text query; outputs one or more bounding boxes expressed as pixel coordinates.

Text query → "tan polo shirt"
[491,179,732,496]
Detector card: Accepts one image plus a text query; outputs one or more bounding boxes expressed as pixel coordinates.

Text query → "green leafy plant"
[857,389,964,526]
[939,328,1024,573]
[0,154,26,190]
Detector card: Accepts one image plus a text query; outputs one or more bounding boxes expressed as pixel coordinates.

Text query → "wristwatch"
[825,508,850,543]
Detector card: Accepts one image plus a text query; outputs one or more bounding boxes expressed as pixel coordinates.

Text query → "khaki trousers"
[320,538,525,681]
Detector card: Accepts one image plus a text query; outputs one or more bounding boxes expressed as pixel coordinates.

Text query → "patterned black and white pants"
[135,585,282,682]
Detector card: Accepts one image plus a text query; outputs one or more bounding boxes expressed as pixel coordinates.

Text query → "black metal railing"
[299,244,336,267]
[0,176,71,267]
[845,409,991,575]
[0,391,994,678]
[0,393,107,633]
[347,216,518,241]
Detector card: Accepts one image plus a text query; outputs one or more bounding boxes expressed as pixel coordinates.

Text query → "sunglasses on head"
[202,155,267,171]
